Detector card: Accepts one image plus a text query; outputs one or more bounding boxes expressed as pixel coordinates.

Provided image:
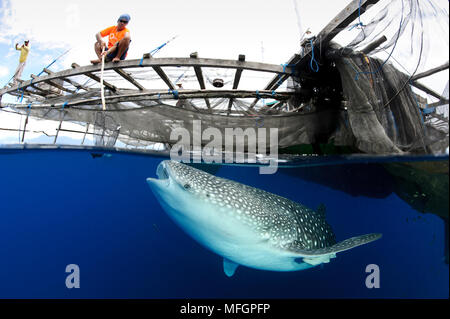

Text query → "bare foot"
[112,57,121,63]
[90,59,101,65]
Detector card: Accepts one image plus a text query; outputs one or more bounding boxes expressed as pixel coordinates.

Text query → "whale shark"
[146,160,381,277]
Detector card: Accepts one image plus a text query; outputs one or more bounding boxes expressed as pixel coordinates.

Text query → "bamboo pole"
[100,55,106,111]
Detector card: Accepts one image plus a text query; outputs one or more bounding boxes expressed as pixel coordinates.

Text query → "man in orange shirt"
[91,14,131,64]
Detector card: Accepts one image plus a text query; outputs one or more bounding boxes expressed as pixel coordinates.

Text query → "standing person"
[90,14,131,64]
[13,40,30,84]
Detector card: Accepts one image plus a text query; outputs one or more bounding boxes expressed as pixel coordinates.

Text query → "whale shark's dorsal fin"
[290,233,382,265]
[223,258,239,277]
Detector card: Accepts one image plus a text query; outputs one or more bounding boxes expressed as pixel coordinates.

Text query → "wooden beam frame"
[411,61,449,82]
[361,35,387,54]
[228,54,246,113]
[114,68,145,90]
[16,89,294,109]
[28,85,53,97]
[0,57,293,97]
[428,100,449,108]
[411,81,448,102]
[249,0,380,108]
[71,63,117,92]
[3,83,42,99]
[152,66,176,90]
[31,74,75,94]
[190,52,211,108]
[44,68,92,92]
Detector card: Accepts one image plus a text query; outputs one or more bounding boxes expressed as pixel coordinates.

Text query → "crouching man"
[91,14,131,64]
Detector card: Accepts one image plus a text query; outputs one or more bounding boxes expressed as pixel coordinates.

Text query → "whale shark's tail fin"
[292,233,382,265]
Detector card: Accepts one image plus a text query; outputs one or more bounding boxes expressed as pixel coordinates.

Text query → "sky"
[0,0,448,87]
[0,0,354,84]
[0,0,353,143]
[0,0,448,144]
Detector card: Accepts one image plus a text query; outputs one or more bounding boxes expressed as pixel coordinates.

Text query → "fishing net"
[5,92,338,149]
[289,0,449,154]
[0,0,448,155]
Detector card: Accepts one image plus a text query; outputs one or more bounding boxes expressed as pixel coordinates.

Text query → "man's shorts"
[104,41,130,62]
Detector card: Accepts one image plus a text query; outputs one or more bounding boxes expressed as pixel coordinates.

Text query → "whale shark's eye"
[183,183,191,190]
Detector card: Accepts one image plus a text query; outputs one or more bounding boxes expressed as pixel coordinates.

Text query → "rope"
[16,78,34,103]
[309,39,319,72]
[140,35,179,66]
[174,69,188,84]
[169,89,179,99]
[349,0,365,30]
[19,89,25,103]
[21,102,32,142]
[381,0,422,110]
[81,124,90,145]
[149,43,167,56]
[410,81,426,125]
[274,62,298,88]
[4,73,17,88]
[37,48,72,77]
[276,63,288,86]
[352,0,405,81]
[54,101,68,144]
[100,54,106,111]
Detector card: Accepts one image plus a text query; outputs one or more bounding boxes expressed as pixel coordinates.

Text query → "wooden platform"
[0,0,383,112]
[2,0,447,112]
[0,57,295,101]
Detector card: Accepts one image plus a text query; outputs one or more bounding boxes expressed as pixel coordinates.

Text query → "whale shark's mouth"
[156,161,170,180]
[147,161,170,187]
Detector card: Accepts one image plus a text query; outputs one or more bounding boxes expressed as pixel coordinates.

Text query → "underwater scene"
[0,147,448,299]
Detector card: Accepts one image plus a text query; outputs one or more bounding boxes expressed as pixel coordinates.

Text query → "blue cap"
[118,14,131,22]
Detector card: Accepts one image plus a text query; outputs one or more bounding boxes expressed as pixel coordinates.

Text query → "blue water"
[0,147,448,298]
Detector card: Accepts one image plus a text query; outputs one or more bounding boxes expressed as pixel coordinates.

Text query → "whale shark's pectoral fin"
[292,233,382,265]
[223,258,239,277]
[302,253,336,265]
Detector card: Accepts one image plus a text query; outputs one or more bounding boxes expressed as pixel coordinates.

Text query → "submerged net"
[0,0,448,155]
[93,111,120,147]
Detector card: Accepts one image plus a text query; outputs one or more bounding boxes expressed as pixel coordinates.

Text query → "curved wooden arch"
[0,0,387,114]
[0,57,295,98]
[8,89,294,109]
